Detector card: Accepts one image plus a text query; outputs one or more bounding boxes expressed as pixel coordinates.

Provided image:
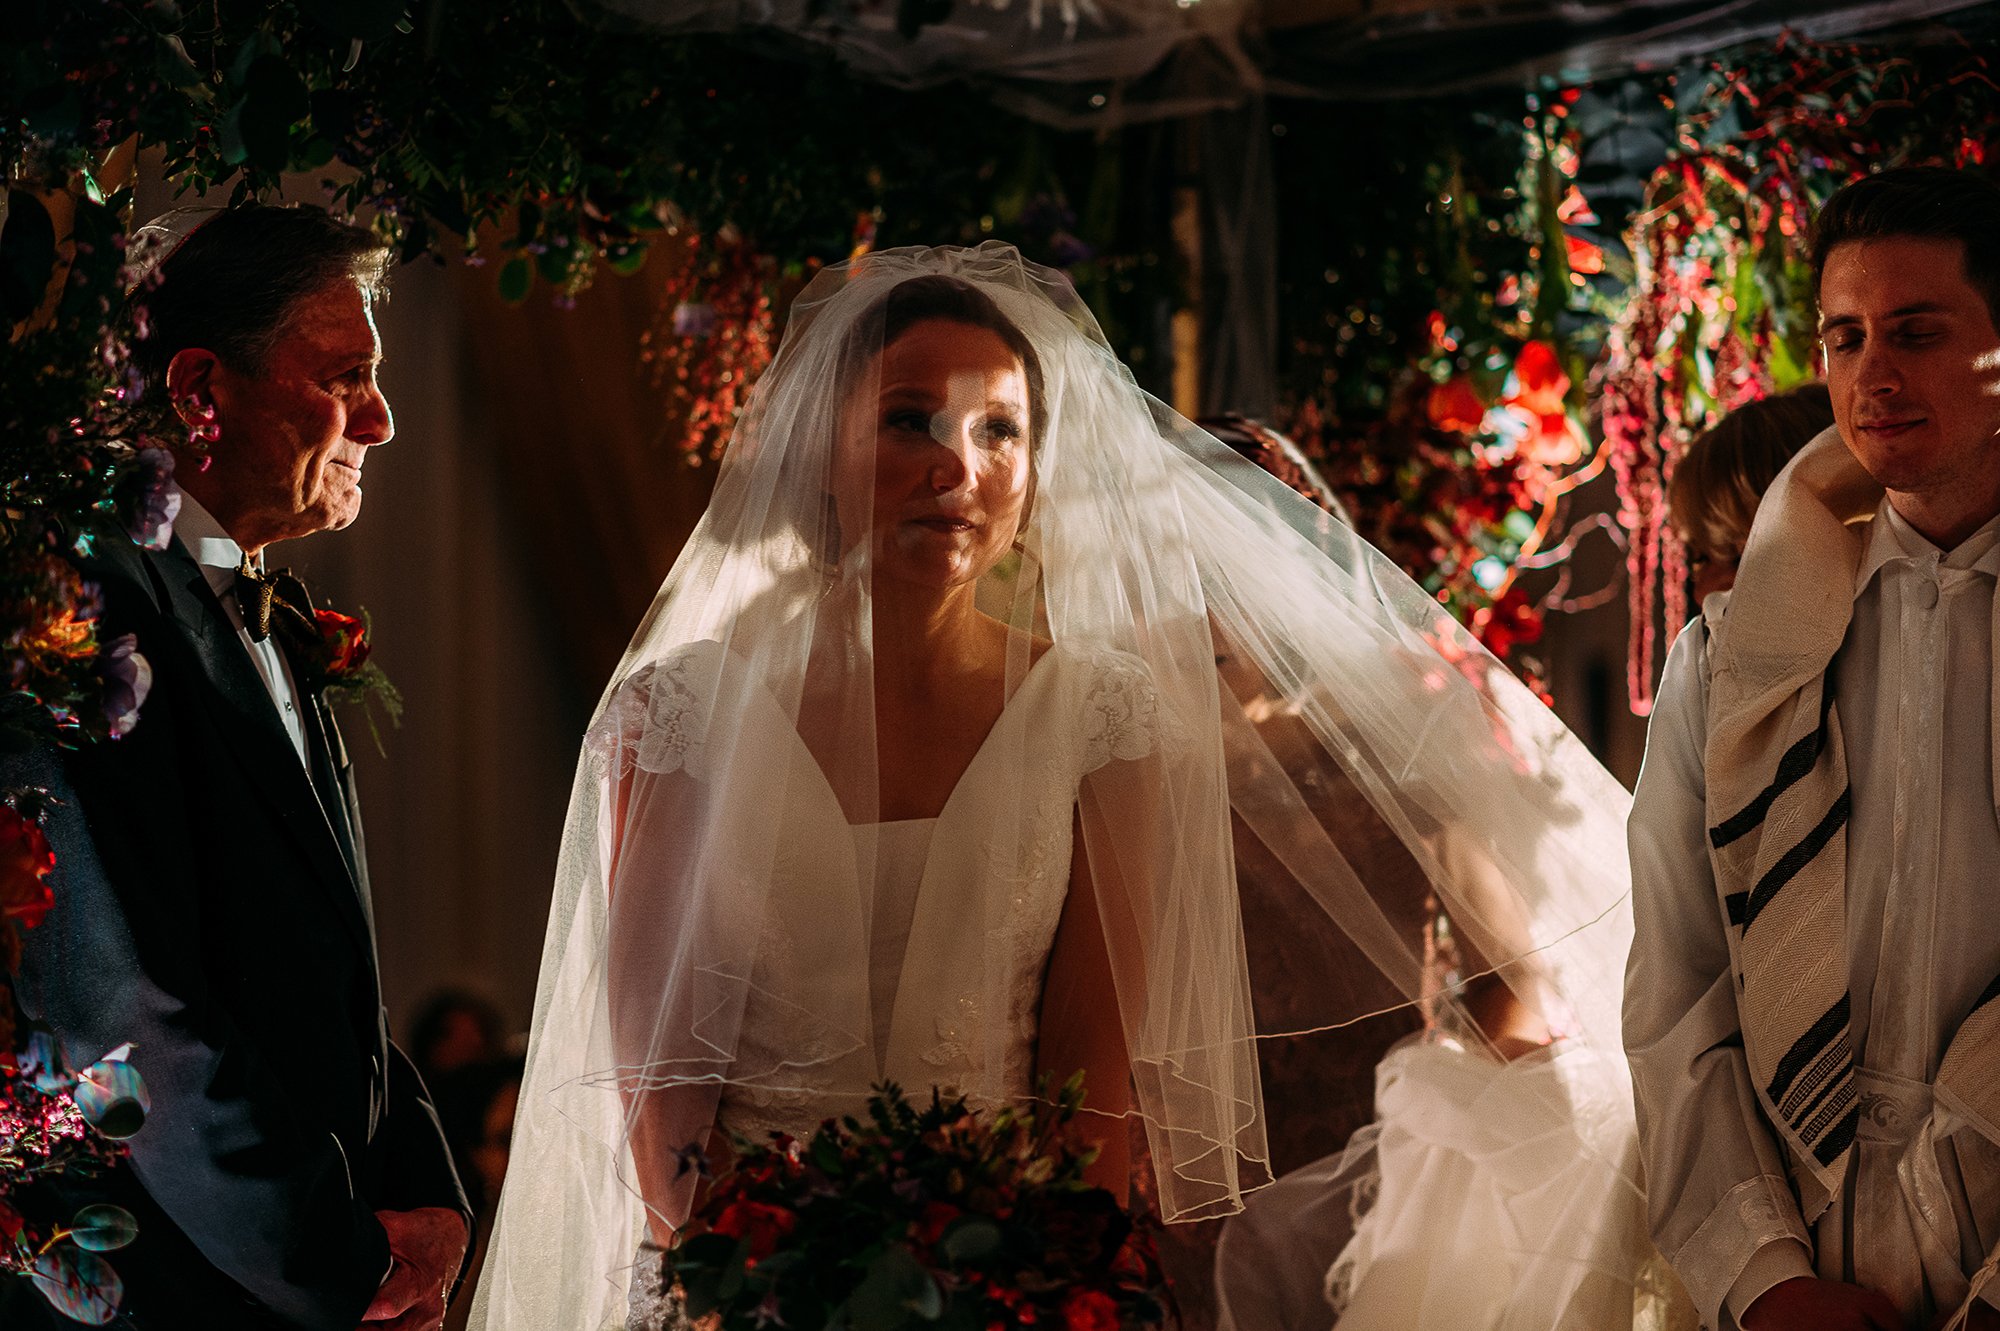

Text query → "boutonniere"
[236,561,403,749]
[298,605,402,736]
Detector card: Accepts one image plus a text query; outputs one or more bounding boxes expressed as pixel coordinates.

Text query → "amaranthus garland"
[1594,34,2000,712]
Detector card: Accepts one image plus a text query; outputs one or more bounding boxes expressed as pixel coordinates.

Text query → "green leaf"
[536,243,573,286]
[937,1217,1002,1265]
[609,247,649,276]
[497,257,532,304]
[244,56,311,125]
[845,1247,938,1327]
[68,1206,138,1253]
[30,1248,123,1325]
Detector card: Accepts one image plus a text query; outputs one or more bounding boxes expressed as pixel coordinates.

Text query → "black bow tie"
[233,558,317,646]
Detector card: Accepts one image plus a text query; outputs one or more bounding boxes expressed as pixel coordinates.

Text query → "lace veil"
[471,244,1644,1327]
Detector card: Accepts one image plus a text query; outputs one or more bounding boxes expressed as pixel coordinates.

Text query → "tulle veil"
[470,242,1648,1329]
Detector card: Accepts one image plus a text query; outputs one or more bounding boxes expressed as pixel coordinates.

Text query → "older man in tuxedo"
[7,205,468,1329]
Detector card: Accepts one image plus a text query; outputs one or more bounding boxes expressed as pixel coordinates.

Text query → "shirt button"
[1915,580,1940,609]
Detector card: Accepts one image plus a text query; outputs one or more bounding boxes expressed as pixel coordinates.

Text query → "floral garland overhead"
[1273,91,1622,678]
[1593,33,2000,712]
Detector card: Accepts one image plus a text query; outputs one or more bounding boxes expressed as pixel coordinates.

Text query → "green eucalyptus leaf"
[69,1205,138,1253]
[227,30,281,91]
[296,135,338,170]
[536,243,573,287]
[937,1217,1002,1265]
[237,99,295,173]
[218,103,251,166]
[497,257,532,304]
[845,1246,934,1328]
[244,56,311,125]
[30,1248,123,1325]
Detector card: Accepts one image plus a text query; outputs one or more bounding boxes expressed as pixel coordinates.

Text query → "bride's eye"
[983,417,1023,445]
[884,409,931,434]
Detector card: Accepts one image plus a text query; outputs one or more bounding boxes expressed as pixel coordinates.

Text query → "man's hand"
[1743,1277,1899,1331]
[362,1207,468,1331]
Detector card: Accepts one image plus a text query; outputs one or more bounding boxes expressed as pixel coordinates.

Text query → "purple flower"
[98,635,151,740]
[673,300,718,338]
[1047,230,1095,268]
[126,448,181,551]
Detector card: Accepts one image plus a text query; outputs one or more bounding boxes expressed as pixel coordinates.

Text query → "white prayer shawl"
[1701,426,2000,1324]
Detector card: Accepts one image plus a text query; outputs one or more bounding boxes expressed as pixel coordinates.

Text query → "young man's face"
[1819,236,2000,523]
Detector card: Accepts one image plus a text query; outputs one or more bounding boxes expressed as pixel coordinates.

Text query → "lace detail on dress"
[584,650,712,779]
[1078,648,1160,772]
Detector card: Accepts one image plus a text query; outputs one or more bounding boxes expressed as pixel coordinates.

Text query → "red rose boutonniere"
[295,605,402,748]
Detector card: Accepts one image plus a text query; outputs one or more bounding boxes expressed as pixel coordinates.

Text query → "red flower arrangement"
[670,1079,1173,1331]
[0,793,148,1325]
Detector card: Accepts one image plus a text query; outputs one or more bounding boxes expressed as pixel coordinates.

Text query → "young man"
[1627,165,2000,1331]
[6,206,469,1330]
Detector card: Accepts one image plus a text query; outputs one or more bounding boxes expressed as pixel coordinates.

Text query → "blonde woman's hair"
[1669,383,1834,565]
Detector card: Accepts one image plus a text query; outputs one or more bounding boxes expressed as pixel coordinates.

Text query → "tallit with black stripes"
[1702,426,2000,1224]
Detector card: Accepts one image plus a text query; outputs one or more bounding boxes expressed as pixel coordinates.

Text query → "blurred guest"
[1668,384,1834,601]
[409,986,507,1087]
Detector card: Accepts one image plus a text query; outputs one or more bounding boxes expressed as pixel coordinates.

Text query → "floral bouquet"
[0,795,148,1325]
[670,1078,1173,1330]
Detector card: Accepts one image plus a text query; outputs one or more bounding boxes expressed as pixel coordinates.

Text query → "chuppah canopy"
[587,0,1996,127]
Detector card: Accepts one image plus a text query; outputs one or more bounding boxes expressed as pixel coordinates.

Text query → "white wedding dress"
[475,245,1653,1330]
[590,635,1163,1148]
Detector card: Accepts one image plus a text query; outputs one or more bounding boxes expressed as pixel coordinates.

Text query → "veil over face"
[472,244,1645,1329]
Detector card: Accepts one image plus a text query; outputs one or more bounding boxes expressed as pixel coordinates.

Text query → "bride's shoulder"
[585,640,731,776]
[1039,640,1163,771]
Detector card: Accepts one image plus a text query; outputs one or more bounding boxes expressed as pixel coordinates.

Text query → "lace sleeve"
[1077,647,1163,773]
[583,645,717,779]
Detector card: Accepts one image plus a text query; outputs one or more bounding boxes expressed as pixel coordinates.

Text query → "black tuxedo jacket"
[4,529,469,1330]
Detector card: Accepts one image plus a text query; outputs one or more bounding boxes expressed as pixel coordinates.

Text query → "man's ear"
[164,347,220,414]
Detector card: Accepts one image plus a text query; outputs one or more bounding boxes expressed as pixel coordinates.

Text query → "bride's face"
[837,318,1035,592]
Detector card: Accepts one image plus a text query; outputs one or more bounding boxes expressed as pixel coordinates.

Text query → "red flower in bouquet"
[710,1200,796,1263]
[913,1199,962,1248]
[0,807,55,931]
[312,608,372,679]
[1061,1288,1120,1331]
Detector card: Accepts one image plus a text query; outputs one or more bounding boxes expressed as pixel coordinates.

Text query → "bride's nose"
[926,422,975,493]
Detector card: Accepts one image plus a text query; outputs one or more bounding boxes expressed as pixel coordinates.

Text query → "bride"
[471,245,1650,1329]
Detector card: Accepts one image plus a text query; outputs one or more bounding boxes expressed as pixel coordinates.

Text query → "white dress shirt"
[1627,500,2000,1328]
[172,488,311,766]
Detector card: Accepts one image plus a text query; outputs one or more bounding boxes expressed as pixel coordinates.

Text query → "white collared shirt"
[1627,498,2000,1326]
[171,488,311,766]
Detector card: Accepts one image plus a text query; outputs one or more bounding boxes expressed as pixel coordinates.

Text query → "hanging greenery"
[1593,32,2000,713]
[1272,91,1626,682]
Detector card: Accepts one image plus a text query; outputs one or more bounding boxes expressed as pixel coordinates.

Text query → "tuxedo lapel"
[147,541,376,958]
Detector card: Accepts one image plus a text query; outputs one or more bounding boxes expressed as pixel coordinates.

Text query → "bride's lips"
[909,515,975,533]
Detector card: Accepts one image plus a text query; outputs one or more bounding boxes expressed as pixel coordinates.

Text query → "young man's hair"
[128,204,392,391]
[1811,165,2000,327]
